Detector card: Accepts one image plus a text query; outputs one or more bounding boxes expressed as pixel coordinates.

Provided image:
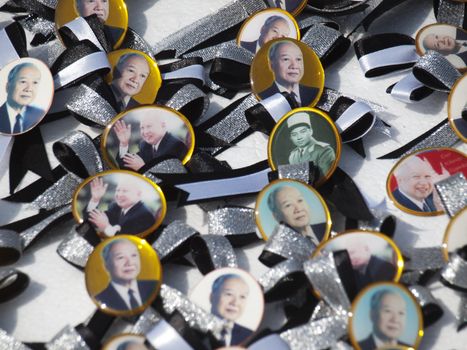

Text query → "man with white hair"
[422,26,467,69]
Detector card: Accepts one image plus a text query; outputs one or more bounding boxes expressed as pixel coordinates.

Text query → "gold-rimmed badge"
[442,206,467,261]
[106,49,162,111]
[255,178,331,244]
[101,333,148,350]
[189,267,265,347]
[386,147,467,216]
[55,0,128,49]
[101,105,195,171]
[250,37,324,108]
[85,235,162,317]
[415,23,467,72]
[236,8,300,55]
[267,107,341,185]
[266,0,308,16]
[72,170,166,239]
[0,58,54,136]
[447,72,467,142]
[348,282,424,350]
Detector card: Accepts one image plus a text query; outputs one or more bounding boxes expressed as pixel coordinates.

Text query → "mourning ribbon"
[433,0,467,30]
[307,0,370,14]
[190,234,238,274]
[434,173,467,218]
[0,267,29,303]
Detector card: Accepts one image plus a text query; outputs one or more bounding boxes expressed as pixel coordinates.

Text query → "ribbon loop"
[0,230,22,266]
[408,285,444,327]
[164,84,210,123]
[441,253,467,291]
[435,0,466,29]
[190,234,237,274]
[59,15,108,52]
[45,325,90,350]
[413,51,462,91]
[387,72,434,103]
[0,268,29,303]
[56,224,94,268]
[434,173,467,217]
[0,22,27,68]
[146,318,194,350]
[152,221,198,263]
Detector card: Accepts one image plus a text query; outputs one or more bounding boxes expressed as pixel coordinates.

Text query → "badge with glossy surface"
[85,235,162,317]
[448,73,467,142]
[102,334,148,350]
[266,0,307,16]
[442,206,467,261]
[72,170,166,238]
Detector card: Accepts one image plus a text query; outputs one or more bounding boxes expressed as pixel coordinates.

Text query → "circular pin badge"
[102,334,148,350]
[189,267,264,347]
[386,147,467,216]
[72,170,166,238]
[442,206,467,261]
[85,235,162,317]
[55,0,128,49]
[236,9,300,55]
[0,58,54,136]
[101,105,195,171]
[255,179,331,245]
[312,230,403,292]
[415,23,467,72]
[448,72,467,142]
[268,107,341,185]
[266,0,307,16]
[250,38,324,108]
[106,49,162,111]
[349,282,424,350]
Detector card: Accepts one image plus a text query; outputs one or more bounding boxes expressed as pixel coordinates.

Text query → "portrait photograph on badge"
[72,170,166,238]
[250,38,324,108]
[266,0,307,16]
[102,334,148,350]
[189,267,264,347]
[0,58,54,136]
[106,49,161,112]
[55,0,128,49]
[387,147,467,216]
[102,105,195,171]
[255,179,331,245]
[313,230,403,292]
[349,282,423,350]
[85,235,162,317]
[236,9,299,55]
[442,206,467,261]
[415,23,467,71]
[268,107,341,185]
[448,73,467,142]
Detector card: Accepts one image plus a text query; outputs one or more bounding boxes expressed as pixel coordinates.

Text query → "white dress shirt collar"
[111,279,143,309]
[274,82,301,104]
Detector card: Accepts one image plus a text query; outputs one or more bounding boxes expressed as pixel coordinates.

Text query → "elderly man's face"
[212,278,249,322]
[271,42,304,88]
[113,55,149,98]
[275,186,310,231]
[424,33,457,54]
[346,241,371,269]
[373,293,406,342]
[397,160,434,202]
[290,125,312,148]
[139,117,166,146]
[115,181,141,209]
[7,66,41,109]
[78,0,109,22]
[259,19,290,46]
[107,240,141,284]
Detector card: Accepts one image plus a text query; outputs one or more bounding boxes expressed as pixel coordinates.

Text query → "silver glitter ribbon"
[402,247,445,271]
[408,285,440,311]
[165,84,210,118]
[30,173,81,211]
[297,16,339,31]
[435,173,467,218]
[45,325,90,350]
[263,224,317,262]
[441,254,467,289]
[301,24,342,59]
[120,28,155,58]
[0,230,22,265]
[17,16,55,37]
[414,51,462,91]
[437,0,465,28]
[145,159,187,184]
[277,162,313,184]
[131,307,162,335]
[56,225,94,268]
[159,284,227,340]
[37,0,57,8]
[207,207,256,236]
[212,41,254,65]
[310,300,335,321]
[0,329,31,350]
[182,41,228,62]
[191,234,238,270]
[307,0,365,13]
[259,258,304,294]
[153,0,266,57]
[152,220,198,261]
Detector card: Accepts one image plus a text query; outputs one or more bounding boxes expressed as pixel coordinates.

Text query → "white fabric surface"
[0,0,466,348]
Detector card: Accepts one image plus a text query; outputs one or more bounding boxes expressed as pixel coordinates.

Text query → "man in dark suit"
[210,274,253,346]
[0,62,44,134]
[258,40,319,107]
[113,114,188,171]
[268,0,303,13]
[422,27,467,69]
[96,238,158,311]
[240,16,291,54]
[85,176,156,236]
[358,289,411,350]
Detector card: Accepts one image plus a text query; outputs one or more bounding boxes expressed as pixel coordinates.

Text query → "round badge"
[268,107,341,185]
[312,230,403,292]
[72,170,166,238]
[386,147,467,216]
[0,58,54,136]
[85,235,162,317]
[250,38,324,108]
[102,334,148,350]
[55,0,128,49]
[255,179,331,245]
[101,105,195,171]
[349,282,423,350]
[448,72,467,142]
[236,9,300,55]
[266,0,307,16]
[106,49,162,112]
[189,267,264,347]
[442,206,467,261]
[415,23,467,71]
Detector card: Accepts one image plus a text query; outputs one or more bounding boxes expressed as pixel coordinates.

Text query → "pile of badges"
[0,0,466,349]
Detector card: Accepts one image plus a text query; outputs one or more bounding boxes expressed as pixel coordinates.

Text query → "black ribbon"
[0,268,29,304]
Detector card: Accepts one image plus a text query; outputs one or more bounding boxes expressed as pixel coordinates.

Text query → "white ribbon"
[0,27,20,68]
[335,101,375,142]
[146,319,193,350]
[390,72,424,103]
[358,45,418,74]
[259,93,292,123]
[161,64,206,83]
[249,334,290,350]
[62,17,105,51]
[0,135,12,165]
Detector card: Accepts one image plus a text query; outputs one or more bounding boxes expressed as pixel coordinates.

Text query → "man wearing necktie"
[0,62,45,135]
[95,238,158,312]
